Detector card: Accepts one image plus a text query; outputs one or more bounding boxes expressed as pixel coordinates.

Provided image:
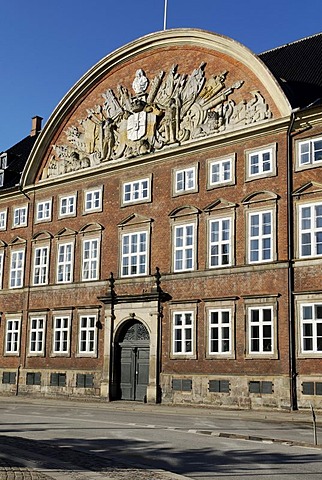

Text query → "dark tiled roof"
[0,135,38,190]
[259,32,322,108]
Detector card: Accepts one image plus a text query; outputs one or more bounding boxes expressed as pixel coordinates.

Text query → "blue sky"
[1,0,321,150]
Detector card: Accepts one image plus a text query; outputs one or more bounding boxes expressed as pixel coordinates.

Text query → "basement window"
[302,381,322,395]
[208,379,230,393]
[172,378,192,391]
[2,372,16,384]
[76,374,94,388]
[50,372,66,387]
[249,381,273,394]
[26,372,41,386]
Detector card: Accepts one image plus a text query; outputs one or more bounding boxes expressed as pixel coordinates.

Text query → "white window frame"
[0,209,7,230]
[121,231,148,277]
[5,318,21,355]
[246,144,276,180]
[300,303,322,355]
[299,202,322,258]
[208,216,232,268]
[33,246,49,285]
[13,205,28,228]
[0,153,7,170]
[52,314,71,355]
[123,177,151,205]
[173,165,198,196]
[297,136,322,168]
[78,314,97,356]
[173,223,195,272]
[248,210,273,263]
[56,242,74,283]
[82,238,100,281]
[208,156,234,188]
[35,200,52,222]
[29,316,46,355]
[248,306,274,355]
[9,249,25,288]
[59,194,77,218]
[84,187,102,213]
[208,309,232,356]
[172,311,194,356]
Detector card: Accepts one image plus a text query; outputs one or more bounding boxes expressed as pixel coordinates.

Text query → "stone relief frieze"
[43,63,272,178]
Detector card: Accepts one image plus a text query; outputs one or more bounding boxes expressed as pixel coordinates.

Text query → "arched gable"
[242,190,279,205]
[169,205,201,218]
[22,29,291,187]
[32,231,53,241]
[79,223,104,234]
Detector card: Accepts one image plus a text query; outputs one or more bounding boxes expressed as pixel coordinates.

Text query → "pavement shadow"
[0,433,321,477]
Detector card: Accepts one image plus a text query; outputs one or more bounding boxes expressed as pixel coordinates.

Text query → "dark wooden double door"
[116,320,150,402]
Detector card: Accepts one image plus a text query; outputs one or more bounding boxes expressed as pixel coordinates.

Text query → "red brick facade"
[0,30,322,410]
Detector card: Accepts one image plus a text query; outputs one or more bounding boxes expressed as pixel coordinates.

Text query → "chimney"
[30,116,43,137]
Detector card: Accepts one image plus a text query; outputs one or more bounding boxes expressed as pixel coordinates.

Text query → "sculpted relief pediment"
[43,63,273,179]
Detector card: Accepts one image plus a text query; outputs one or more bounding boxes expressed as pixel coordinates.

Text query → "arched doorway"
[115,319,150,401]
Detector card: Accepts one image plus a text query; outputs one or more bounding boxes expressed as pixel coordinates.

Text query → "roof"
[259,32,322,108]
[0,134,38,189]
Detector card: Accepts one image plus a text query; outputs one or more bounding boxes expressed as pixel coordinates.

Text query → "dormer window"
[0,170,4,188]
[0,154,7,170]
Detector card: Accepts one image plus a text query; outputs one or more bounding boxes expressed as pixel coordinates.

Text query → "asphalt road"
[1,397,322,479]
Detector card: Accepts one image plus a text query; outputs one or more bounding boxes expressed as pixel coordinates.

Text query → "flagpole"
[163,0,168,30]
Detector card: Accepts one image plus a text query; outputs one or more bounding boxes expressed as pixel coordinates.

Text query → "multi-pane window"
[9,250,25,288]
[53,316,70,354]
[299,203,322,257]
[209,158,232,186]
[84,189,102,212]
[33,246,49,285]
[248,307,273,354]
[82,238,99,281]
[50,373,66,387]
[300,304,322,353]
[29,317,45,354]
[59,195,76,217]
[209,217,231,267]
[175,167,196,193]
[79,315,97,354]
[209,309,231,355]
[5,319,21,354]
[13,206,27,227]
[0,251,4,289]
[0,210,7,230]
[26,372,41,386]
[36,200,51,221]
[57,243,73,283]
[0,153,7,169]
[121,231,147,277]
[298,137,322,166]
[123,179,149,204]
[76,374,94,388]
[173,312,193,355]
[174,224,194,271]
[248,147,274,178]
[249,211,273,263]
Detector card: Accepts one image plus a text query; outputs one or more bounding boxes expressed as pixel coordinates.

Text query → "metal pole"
[311,404,318,446]
[163,0,168,30]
